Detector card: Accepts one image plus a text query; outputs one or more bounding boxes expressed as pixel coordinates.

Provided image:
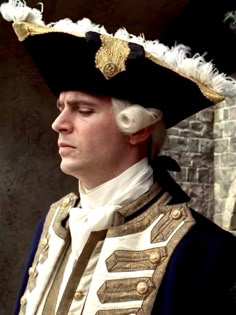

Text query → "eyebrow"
[56,99,97,109]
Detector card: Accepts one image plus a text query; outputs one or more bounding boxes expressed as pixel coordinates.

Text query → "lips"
[58,142,76,148]
[58,142,76,156]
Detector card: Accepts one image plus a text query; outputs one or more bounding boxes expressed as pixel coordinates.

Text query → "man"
[1,1,236,314]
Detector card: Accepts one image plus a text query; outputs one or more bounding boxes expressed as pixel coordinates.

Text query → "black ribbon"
[151,155,190,204]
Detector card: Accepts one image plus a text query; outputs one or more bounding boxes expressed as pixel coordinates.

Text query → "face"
[52,91,131,188]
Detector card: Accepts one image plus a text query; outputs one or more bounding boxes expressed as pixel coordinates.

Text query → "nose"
[51,110,73,134]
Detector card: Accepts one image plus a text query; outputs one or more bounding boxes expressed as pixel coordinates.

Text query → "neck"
[79,157,154,209]
[79,154,147,190]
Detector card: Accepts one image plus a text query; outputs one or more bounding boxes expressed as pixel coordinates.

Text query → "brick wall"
[163,108,215,219]
[214,97,236,232]
[163,97,236,234]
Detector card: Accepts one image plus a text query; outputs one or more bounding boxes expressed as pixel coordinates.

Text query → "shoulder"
[42,192,79,238]
[190,208,236,246]
[48,192,79,215]
[46,192,79,223]
[175,208,236,275]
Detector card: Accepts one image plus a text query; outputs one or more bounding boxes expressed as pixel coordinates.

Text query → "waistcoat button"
[20,295,27,305]
[74,291,84,301]
[171,208,182,220]
[137,281,148,295]
[62,196,71,207]
[150,252,161,264]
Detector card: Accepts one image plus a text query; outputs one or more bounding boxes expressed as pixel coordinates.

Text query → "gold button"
[28,267,35,276]
[41,237,48,247]
[20,295,27,305]
[62,197,71,207]
[74,291,84,301]
[171,209,182,220]
[137,281,148,295]
[150,252,161,264]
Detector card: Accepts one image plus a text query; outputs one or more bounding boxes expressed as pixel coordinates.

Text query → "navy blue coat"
[14,208,236,315]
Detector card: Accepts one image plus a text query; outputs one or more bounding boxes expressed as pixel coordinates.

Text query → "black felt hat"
[1,0,236,128]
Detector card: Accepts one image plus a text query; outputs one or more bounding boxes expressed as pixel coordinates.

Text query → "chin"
[60,161,76,176]
[60,160,82,179]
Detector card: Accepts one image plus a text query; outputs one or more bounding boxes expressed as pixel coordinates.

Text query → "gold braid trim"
[12,21,85,42]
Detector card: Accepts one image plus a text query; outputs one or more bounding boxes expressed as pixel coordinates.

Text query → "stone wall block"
[197,168,213,184]
[223,121,236,137]
[190,121,204,133]
[220,153,236,167]
[187,168,197,182]
[223,200,236,230]
[214,198,227,215]
[214,139,229,153]
[214,154,220,167]
[197,108,214,123]
[167,127,180,136]
[222,178,236,230]
[188,139,199,153]
[229,106,236,120]
[199,139,214,154]
[213,123,224,139]
[214,108,224,123]
[175,120,190,129]
[223,108,229,120]
[189,153,211,168]
[201,124,213,137]
[215,181,230,199]
[179,153,192,167]
[214,167,236,183]
[230,137,236,152]
[168,136,189,152]
[180,129,201,138]
[188,184,213,217]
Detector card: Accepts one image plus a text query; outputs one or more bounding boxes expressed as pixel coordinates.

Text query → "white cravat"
[56,158,154,310]
[70,157,154,259]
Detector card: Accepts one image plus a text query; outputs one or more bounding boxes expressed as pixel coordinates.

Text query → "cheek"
[77,113,127,152]
[77,125,110,153]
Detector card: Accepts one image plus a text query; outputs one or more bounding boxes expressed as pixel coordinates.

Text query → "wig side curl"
[112,98,167,156]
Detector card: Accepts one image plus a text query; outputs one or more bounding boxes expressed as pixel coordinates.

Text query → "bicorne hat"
[0,0,236,128]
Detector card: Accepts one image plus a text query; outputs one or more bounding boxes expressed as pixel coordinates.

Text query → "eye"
[77,108,94,116]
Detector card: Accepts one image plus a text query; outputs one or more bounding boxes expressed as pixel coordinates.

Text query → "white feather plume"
[0,0,236,99]
[48,18,107,35]
[0,0,44,25]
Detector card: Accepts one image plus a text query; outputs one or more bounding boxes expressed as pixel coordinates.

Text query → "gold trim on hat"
[12,21,85,42]
[197,83,225,104]
[13,22,56,41]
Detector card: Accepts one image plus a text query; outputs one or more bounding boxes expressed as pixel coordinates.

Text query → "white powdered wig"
[112,99,162,134]
[1,0,236,99]
[112,98,167,155]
